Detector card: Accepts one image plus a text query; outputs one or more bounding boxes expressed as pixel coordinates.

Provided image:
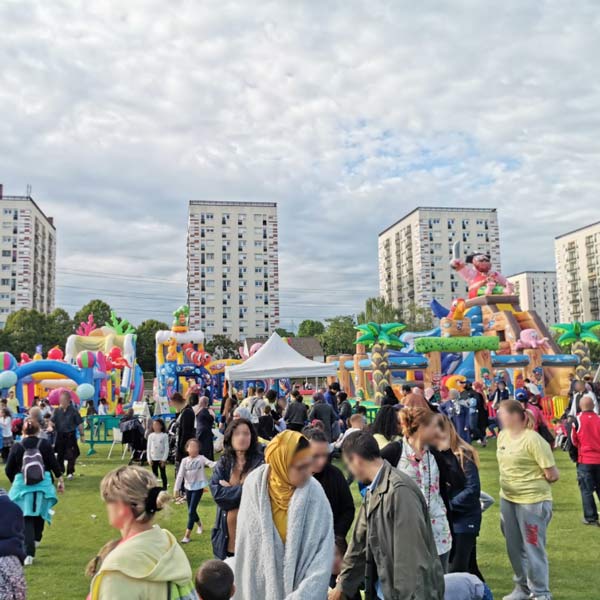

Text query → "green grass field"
[0,440,597,599]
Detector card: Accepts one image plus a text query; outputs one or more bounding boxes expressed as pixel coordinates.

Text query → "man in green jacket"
[329,431,444,600]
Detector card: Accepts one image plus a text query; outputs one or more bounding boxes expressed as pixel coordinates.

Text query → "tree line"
[0,297,434,374]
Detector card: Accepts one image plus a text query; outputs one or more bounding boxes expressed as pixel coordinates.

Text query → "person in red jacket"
[571,396,600,525]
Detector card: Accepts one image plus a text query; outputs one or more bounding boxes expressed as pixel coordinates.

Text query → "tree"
[275,327,295,338]
[318,315,357,356]
[357,297,401,325]
[401,302,434,332]
[297,319,325,337]
[551,320,600,379]
[358,298,433,332]
[355,322,406,404]
[206,335,240,359]
[4,309,50,355]
[136,319,169,373]
[46,308,74,348]
[73,300,113,331]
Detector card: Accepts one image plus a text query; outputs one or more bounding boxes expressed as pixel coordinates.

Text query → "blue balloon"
[0,370,17,389]
[76,383,95,401]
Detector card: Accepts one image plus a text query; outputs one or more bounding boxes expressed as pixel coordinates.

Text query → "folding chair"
[107,427,128,460]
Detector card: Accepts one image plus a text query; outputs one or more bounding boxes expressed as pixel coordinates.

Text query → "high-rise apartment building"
[378,207,501,312]
[0,185,56,328]
[555,221,600,322]
[187,200,279,340]
[507,271,559,325]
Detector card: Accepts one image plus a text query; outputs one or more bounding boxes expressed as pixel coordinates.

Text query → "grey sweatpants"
[500,498,552,597]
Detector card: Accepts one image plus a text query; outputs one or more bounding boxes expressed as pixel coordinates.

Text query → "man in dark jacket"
[571,396,600,525]
[309,393,337,442]
[284,391,308,432]
[305,428,355,537]
[329,431,444,600]
[51,391,84,479]
[172,393,196,469]
[195,395,215,460]
[324,382,341,417]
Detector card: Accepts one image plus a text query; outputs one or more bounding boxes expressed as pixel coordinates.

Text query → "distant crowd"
[0,374,599,599]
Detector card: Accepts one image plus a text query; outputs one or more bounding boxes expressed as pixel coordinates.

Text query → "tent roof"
[225,333,336,381]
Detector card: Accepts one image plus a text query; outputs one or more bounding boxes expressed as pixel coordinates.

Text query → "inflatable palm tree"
[355,322,405,404]
[551,320,600,379]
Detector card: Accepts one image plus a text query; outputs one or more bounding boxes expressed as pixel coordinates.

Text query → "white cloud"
[1,0,599,328]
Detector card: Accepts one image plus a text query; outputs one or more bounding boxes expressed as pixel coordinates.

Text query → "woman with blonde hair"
[88,465,195,600]
[233,430,333,599]
[497,400,559,600]
[437,415,484,580]
[381,407,453,570]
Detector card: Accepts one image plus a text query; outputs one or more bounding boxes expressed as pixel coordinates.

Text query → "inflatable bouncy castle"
[155,305,241,406]
[0,312,143,410]
[329,243,579,403]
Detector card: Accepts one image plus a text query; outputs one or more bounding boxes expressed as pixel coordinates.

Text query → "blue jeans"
[577,463,600,522]
[185,488,204,530]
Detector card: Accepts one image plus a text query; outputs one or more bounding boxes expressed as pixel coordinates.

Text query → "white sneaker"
[181,537,191,544]
[502,588,530,600]
[196,524,203,535]
[530,596,552,600]
[24,556,34,566]
[67,474,74,481]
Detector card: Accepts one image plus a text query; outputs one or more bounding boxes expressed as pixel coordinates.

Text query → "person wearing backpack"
[4,418,64,565]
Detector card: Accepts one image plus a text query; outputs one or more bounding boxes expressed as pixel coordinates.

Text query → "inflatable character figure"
[172,305,189,333]
[448,298,467,320]
[450,242,514,299]
[515,328,549,351]
[182,343,212,367]
[106,346,131,370]
[166,338,178,362]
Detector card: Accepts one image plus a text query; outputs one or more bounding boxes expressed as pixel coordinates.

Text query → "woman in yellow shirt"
[496,400,559,600]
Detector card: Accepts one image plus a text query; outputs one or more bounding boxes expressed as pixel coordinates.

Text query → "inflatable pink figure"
[450,242,514,299]
[238,342,263,360]
[48,387,78,407]
[515,328,549,351]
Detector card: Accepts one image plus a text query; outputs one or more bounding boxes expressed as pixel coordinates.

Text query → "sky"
[1,1,599,331]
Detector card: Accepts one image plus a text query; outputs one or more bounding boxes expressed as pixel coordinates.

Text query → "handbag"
[538,422,555,447]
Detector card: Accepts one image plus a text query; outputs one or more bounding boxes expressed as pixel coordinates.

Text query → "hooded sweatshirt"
[89,526,195,600]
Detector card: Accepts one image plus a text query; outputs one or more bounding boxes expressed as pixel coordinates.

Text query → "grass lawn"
[1,440,598,599]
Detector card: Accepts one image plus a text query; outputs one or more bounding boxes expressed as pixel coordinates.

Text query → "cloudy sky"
[1,1,599,330]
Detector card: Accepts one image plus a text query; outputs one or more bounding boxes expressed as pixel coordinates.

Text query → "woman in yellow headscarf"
[264,430,313,542]
[233,430,334,599]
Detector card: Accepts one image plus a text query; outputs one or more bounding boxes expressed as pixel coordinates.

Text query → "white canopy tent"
[225,333,337,381]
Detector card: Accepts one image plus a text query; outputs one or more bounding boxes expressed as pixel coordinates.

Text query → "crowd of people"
[1,375,599,599]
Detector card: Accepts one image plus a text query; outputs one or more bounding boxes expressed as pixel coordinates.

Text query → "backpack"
[21,439,45,485]
[562,420,579,463]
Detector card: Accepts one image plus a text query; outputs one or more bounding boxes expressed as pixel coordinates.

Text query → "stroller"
[167,417,179,464]
[120,417,147,464]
